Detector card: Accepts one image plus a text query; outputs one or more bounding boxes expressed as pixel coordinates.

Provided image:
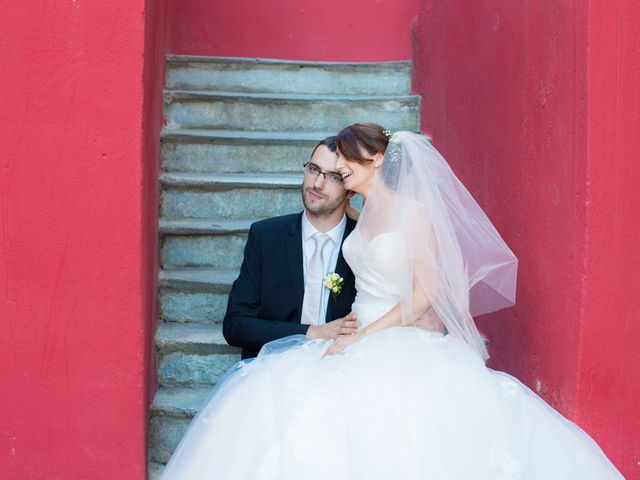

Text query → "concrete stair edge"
[166,54,412,68]
[151,385,215,418]
[156,322,238,354]
[160,171,302,189]
[159,217,254,235]
[164,89,420,102]
[159,267,237,291]
[161,128,339,143]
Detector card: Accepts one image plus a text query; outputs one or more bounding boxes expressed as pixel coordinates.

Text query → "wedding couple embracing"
[160,124,623,479]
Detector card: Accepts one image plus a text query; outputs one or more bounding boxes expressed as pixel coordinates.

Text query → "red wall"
[413,0,639,476]
[167,0,420,61]
[0,0,165,478]
[577,0,640,472]
[143,0,166,403]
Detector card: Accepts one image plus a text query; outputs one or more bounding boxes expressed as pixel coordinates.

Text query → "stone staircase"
[149,55,421,477]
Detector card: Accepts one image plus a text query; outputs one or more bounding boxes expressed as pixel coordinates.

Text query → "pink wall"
[143,0,166,403]
[413,0,639,476]
[0,0,165,478]
[577,0,640,473]
[167,0,420,61]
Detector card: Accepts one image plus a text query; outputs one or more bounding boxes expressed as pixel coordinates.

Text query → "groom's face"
[301,145,348,217]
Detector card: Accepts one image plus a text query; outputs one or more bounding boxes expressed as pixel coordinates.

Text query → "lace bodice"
[342,227,411,328]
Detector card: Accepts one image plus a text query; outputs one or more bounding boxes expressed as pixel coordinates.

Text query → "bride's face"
[336,147,384,197]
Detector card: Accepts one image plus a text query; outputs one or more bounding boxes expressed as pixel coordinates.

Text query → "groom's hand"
[306,313,359,340]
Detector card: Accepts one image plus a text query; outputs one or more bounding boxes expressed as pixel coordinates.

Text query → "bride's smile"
[336,125,386,198]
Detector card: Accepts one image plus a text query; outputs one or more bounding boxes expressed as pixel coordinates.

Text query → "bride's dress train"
[160,229,622,479]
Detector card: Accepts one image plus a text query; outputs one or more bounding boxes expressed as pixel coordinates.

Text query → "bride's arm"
[324,272,442,356]
[324,207,443,356]
[363,210,443,336]
[361,274,438,336]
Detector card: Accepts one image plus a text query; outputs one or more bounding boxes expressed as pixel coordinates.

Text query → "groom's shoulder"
[250,212,301,237]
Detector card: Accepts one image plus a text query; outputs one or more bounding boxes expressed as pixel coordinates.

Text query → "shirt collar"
[302,211,347,246]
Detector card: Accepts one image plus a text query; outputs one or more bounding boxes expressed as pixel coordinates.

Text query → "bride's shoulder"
[399,199,432,224]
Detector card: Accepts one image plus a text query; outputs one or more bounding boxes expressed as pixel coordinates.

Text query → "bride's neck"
[360,182,372,202]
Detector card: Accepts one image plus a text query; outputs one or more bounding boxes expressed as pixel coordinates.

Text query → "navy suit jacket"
[223,212,357,359]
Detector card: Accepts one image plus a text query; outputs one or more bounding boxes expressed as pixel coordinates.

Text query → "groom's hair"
[309,136,338,158]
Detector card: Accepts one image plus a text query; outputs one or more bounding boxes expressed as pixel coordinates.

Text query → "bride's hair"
[338,123,402,190]
[336,123,389,161]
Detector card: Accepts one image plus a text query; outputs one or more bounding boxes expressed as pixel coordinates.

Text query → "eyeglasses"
[303,162,344,185]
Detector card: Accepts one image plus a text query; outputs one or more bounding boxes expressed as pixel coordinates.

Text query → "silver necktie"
[301,233,330,325]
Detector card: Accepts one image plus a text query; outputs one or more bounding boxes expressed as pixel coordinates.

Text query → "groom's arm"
[223,224,309,352]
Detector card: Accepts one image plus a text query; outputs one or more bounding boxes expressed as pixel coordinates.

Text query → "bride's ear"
[373,152,384,169]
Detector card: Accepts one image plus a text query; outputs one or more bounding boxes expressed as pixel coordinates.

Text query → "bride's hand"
[322,332,365,357]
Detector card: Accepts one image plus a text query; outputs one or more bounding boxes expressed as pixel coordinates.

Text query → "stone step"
[161,129,331,173]
[166,55,412,95]
[160,266,237,291]
[151,385,212,418]
[159,268,238,323]
[160,288,230,323]
[160,218,251,270]
[149,386,212,464]
[156,321,237,354]
[163,90,421,133]
[156,322,241,387]
[161,171,302,189]
[159,268,248,323]
[159,267,236,323]
[160,172,302,219]
[160,217,253,235]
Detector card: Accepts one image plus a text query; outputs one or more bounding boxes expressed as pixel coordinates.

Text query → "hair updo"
[337,123,404,190]
[336,123,389,162]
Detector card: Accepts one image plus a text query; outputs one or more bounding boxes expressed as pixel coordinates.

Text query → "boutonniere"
[323,272,344,301]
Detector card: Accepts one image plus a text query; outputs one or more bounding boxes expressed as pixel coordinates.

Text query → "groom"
[223,136,359,359]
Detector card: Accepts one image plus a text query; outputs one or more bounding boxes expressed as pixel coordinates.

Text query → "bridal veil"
[356,131,518,360]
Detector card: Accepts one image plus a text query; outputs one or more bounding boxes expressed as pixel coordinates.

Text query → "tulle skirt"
[160,327,623,479]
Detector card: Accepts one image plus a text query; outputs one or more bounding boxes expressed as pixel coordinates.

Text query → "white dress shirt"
[301,211,347,325]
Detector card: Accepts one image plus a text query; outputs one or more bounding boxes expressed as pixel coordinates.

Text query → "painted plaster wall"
[166,0,421,61]
[0,0,166,477]
[413,0,639,476]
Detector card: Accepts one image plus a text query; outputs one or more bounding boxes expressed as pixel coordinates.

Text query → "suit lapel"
[324,217,357,322]
[285,213,305,319]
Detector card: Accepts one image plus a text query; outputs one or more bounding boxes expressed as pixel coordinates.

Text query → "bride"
[159,124,623,479]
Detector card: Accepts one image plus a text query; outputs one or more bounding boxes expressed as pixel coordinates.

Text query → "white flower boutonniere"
[323,272,344,301]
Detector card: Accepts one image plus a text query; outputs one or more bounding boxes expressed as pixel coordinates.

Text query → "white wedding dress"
[160,227,623,479]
